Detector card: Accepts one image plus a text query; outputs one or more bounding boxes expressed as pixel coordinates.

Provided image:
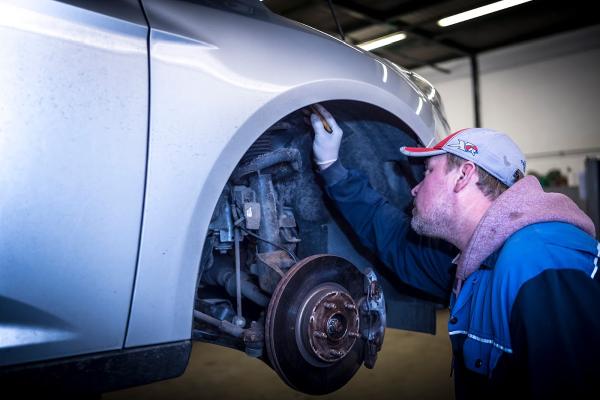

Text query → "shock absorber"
[248,173,280,253]
[231,147,303,293]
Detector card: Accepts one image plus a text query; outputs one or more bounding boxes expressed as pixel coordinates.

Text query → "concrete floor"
[105,310,454,400]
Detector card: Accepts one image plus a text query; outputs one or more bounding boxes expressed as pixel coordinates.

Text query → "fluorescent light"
[437,0,533,27]
[357,32,407,51]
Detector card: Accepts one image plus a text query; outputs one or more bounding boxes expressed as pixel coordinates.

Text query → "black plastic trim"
[0,340,191,395]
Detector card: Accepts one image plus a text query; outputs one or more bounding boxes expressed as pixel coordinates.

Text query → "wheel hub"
[297,285,359,363]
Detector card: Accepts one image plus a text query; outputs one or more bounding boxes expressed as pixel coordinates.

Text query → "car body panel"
[0,0,148,365]
[126,0,437,346]
[0,0,447,377]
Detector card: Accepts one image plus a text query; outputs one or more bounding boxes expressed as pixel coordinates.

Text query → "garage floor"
[105,310,454,400]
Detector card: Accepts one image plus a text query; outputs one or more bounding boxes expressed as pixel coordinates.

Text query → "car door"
[0,0,148,365]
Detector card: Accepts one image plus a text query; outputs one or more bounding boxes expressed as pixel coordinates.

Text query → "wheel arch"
[125,78,435,347]
[186,78,434,278]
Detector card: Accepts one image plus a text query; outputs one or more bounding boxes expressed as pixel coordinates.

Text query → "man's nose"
[411,182,421,197]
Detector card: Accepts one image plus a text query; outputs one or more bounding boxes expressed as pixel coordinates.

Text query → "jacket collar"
[453,176,595,296]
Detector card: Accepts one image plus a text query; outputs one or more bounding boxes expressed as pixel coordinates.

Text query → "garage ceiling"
[263,0,600,71]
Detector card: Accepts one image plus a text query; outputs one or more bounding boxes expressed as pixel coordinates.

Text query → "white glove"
[310,104,343,170]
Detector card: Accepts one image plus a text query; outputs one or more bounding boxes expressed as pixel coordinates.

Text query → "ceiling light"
[437,0,533,27]
[357,32,407,51]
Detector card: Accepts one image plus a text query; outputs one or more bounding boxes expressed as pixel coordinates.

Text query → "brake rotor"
[265,254,381,394]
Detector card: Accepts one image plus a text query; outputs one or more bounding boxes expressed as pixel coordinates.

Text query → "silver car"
[0,0,450,395]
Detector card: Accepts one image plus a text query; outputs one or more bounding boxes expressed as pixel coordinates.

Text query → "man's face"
[410,154,456,239]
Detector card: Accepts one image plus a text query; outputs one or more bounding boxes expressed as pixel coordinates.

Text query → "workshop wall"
[415,25,600,186]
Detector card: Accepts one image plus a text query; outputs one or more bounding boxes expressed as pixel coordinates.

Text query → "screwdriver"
[309,104,333,134]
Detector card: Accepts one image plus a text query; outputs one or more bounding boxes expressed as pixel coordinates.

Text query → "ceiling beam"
[337,0,472,57]
[341,0,445,23]
[270,0,321,16]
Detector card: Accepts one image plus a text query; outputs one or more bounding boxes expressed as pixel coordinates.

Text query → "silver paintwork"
[0,0,148,365]
[1,0,445,365]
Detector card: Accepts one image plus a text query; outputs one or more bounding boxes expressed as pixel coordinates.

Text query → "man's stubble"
[410,191,456,241]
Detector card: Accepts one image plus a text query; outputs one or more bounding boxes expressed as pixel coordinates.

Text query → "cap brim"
[400,146,446,157]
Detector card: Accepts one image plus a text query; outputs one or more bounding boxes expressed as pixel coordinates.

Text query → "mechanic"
[309,104,600,399]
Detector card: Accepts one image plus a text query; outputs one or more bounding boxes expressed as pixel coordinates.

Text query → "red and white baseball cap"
[400,128,527,187]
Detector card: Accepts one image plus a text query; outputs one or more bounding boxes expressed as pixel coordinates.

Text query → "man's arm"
[309,103,455,300]
[321,161,456,301]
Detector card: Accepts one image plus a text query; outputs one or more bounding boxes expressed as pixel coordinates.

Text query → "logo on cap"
[449,139,478,156]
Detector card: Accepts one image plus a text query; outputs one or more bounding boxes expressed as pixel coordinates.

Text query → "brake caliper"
[360,267,386,369]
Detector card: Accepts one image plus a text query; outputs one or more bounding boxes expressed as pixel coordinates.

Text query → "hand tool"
[309,104,333,134]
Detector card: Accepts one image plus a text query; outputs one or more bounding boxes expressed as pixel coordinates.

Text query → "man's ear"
[454,161,477,192]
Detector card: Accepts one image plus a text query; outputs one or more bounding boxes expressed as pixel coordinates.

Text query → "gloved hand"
[310,104,343,170]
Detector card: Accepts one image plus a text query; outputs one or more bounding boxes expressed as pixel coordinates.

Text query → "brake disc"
[265,254,385,394]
